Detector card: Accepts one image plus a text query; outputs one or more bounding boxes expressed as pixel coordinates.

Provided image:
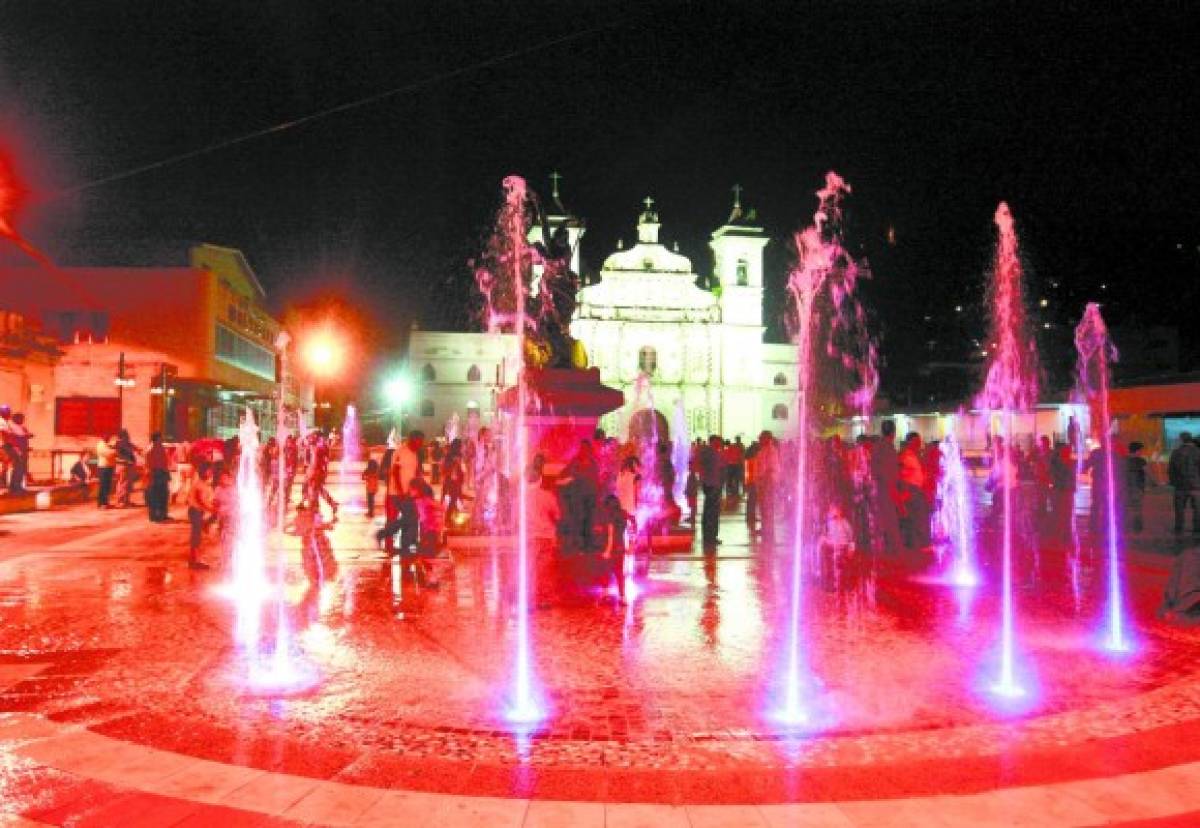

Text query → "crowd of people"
[0,404,34,494]
[8,404,1200,610]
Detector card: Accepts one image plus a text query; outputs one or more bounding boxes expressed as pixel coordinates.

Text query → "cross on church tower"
[643,196,655,212]
[732,183,743,209]
[550,170,562,200]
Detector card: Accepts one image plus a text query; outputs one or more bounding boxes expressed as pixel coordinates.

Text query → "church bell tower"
[710,185,769,438]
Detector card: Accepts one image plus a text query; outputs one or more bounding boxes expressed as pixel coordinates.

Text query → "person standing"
[1126,441,1148,534]
[378,431,424,554]
[113,429,139,507]
[756,431,780,543]
[871,420,903,554]
[96,434,117,508]
[186,462,214,570]
[306,432,338,518]
[1049,443,1077,547]
[698,435,725,546]
[4,412,31,493]
[362,457,380,518]
[600,493,630,604]
[744,441,760,532]
[145,432,170,522]
[897,432,930,552]
[560,439,600,551]
[1168,432,1200,534]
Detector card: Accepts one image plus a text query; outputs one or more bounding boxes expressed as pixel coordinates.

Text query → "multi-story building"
[2,243,309,476]
[407,190,799,443]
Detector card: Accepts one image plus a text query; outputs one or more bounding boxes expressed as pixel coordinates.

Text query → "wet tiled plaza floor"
[2,479,1200,820]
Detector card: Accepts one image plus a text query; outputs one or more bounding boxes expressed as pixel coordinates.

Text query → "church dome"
[601,197,693,274]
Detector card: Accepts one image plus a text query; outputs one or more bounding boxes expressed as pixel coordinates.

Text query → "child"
[600,494,629,604]
[363,457,380,518]
[212,470,237,565]
[818,503,856,591]
[407,478,450,587]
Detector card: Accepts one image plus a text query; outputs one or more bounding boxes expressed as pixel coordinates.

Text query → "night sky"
[2,1,1197,402]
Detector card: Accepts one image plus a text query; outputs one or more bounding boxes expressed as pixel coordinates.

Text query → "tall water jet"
[671,398,690,506]
[977,202,1039,698]
[476,176,541,722]
[1075,303,1129,652]
[232,410,268,653]
[777,172,875,723]
[936,432,979,587]
[341,404,362,512]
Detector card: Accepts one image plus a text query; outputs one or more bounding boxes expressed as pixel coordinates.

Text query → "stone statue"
[527,196,586,370]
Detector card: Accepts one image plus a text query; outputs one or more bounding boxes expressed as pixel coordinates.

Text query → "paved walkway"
[1,483,1199,826]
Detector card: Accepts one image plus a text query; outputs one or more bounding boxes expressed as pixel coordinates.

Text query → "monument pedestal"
[498,367,624,473]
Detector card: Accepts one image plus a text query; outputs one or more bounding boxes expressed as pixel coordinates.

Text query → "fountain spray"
[777,172,874,724]
[1074,303,1129,652]
[978,203,1039,699]
[937,431,980,587]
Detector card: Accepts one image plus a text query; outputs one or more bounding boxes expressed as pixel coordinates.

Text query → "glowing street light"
[383,372,415,438]
[303,330,345,377]
[383,373,415,407]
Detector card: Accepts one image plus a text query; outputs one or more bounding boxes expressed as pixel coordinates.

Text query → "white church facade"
[406,190,799,442]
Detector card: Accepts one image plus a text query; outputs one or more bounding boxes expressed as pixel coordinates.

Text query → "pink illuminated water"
[232,411,268,652]
[777,172,874,723]
[340,404,363,513]
[671,398,690,506]
[229,411,302,690]
[483,175,542,722]
[936,432,979,587]
[1075,303,1128,652]
[977,202,1039,698]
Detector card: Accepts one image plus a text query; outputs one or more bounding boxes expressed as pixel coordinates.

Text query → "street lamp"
[383,372,415,437]
[302,328,345,431]
[113,351,136,429]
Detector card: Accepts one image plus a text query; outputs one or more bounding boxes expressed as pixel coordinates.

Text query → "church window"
[420,400,435,417]
[422,363,436,382]
[736,259,749,286]
[773,372,787,387]
[638,346,657,375]
[467,364,481,382]
[772,403,788,421]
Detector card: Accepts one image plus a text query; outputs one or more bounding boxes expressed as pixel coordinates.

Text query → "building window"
[420,400,435,417]
[736,259,749,286]
[638,346,657,375]
[215,324,276,380]
[422,363,436,382]
[467,364,481,382]
[772,403,788,420]
[773,372,787,387]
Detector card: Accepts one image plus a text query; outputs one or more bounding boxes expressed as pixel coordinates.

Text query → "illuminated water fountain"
[340,403,363,513]
[936,432,979,587]
[978,202,1039,699]
[777,172,875,724]
[1074,302,1130,652]
[480,175,622,724]
[671,398,690,507]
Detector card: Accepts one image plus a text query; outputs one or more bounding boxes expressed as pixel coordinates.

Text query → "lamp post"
[113,351,136,428]
[275,331,291,530]
[302,328,345,433]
